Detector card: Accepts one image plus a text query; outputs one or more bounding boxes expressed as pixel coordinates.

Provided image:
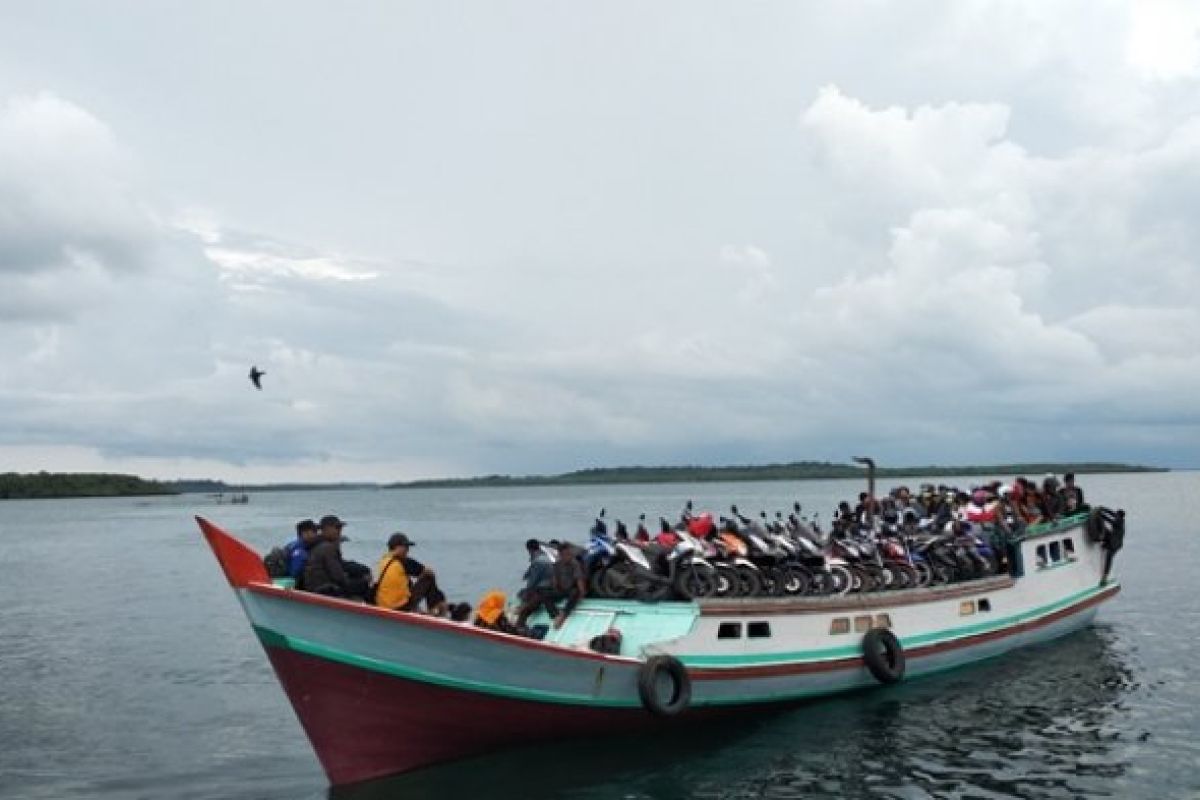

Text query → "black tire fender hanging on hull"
[637,655,692,716]
[862,627,906,684]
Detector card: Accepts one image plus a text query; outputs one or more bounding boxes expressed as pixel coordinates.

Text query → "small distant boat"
[197,505,1125,787]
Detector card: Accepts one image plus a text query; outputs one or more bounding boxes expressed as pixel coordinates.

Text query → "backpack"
[365,558,396,606]
[263,546,291,579]
[588,628,623,655]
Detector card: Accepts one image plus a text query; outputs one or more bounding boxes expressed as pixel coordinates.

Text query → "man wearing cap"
[374,532,448,615]
[303,515,371,600]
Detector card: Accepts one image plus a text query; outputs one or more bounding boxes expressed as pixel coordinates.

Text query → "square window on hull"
[1063,538,1076,559]
[717,622,742,639]
[830,618,850,635]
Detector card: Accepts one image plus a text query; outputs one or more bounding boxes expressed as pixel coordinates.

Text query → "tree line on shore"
[388,460,1164,489]
[0,472,176,500]
[0,461,1165,499]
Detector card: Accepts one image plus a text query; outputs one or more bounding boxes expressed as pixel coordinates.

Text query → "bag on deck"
[263,546,291,579]
[588,628,623,655]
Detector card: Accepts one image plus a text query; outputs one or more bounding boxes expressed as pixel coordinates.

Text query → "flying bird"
[249,366,265,390]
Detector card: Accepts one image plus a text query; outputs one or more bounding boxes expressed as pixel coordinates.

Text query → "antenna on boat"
[852,456,876,526]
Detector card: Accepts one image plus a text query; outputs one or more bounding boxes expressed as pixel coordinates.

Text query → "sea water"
[0,471,1197,799]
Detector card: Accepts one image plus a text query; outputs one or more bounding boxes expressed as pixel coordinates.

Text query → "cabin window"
[854,615,873,633]
[830,618,850,635]
[1036,544,1048,568]
[748,622,772,639]
[717,622,742,640]
[1049,541,1062,563]
[874,614,892,629]
[978,598,991,613]
[960,601,976,616]
[1063,538,1076,559]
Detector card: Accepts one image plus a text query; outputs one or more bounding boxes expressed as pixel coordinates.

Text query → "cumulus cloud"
[787,84,1200,457]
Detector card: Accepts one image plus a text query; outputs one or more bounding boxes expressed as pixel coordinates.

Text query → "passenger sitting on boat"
[1061,472,1087,514]
[964,489,997,523]
[930,492,956,528]
[1040,475,1064,520]
[516,539,587,630]
[374,532,448,615]
[474,590,521,635]
[1019,485,1044,525]
[517,538,553,607]
[895,485,927,520]
[304,515,372,600]
[287,518,321,588]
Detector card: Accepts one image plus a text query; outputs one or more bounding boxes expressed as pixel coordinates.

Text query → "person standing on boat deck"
[303,515,371,600]
[374,532,448,615]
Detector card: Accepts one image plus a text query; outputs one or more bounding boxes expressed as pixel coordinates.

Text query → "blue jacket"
[285,538,310,581]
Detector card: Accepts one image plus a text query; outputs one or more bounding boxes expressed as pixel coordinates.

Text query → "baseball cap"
[387,532,416,548]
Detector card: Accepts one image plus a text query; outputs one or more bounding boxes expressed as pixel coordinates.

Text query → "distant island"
[388,460,1166,489]
[0,473,379,500]
[0,461,1167,500]
[0,472,176,500]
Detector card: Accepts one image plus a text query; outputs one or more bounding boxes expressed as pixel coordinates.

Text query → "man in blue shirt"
[286,519,320,588]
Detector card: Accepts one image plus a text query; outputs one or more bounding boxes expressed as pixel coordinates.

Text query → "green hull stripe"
[679,582,1116,667]
[252,625,641,709]
[250,581,1115,709]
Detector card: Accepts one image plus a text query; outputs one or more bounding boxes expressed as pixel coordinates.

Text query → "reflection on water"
[335,626,1137,800]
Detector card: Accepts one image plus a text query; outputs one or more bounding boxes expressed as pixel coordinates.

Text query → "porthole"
[748,622,772,638]
[830,618,850,635]
[1036,544,1048,567]
[1049,541,1062,562]
[978,598,991,612]
[873,614,892,628]
[1063,538,1076,559]
[960,601,976,616]
[717,622,742,640]
[854,615,873,633]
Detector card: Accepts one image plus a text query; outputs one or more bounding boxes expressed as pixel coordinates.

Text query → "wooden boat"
[197,507,1124,787]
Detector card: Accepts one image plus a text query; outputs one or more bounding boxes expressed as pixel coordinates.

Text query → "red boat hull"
[264,645,657,786]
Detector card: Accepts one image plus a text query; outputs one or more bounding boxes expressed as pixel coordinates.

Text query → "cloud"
[786,85,1200,456]
[1126,0,1200,80]
[3,2,1200,478]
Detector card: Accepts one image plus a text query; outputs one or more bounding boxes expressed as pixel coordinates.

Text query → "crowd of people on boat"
[835,472,1087,536]
[262,472,1091,634]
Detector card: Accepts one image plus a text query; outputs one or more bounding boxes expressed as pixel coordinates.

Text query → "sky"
[1,0,1199,482]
